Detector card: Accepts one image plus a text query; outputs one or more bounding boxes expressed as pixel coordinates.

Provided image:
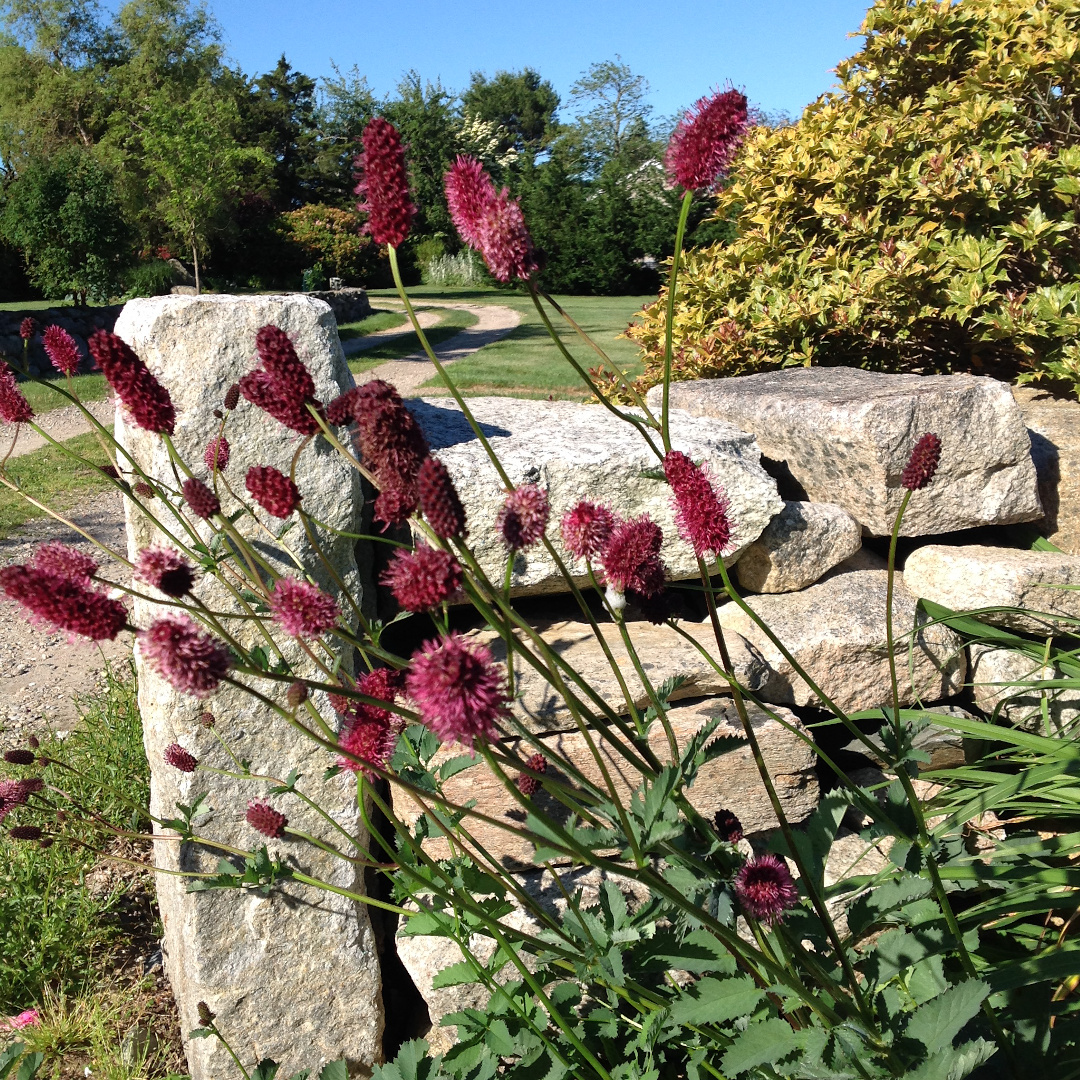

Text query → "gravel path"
[5,397,116,461]
[340,307,440,356]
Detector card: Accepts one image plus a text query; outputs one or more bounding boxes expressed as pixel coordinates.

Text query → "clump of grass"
[18,375,110,416]
[337,310,408,341]
[0,431,113,538]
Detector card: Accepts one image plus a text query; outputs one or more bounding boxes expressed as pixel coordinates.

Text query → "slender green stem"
[661,190,695,451]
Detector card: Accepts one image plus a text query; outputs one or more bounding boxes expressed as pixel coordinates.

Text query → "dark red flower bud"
[88,331,175,435]
[355,118,415,247]
[901,433,942,491]
[199,711,215,728]
[515,753,547,797]
[183,478,220,520]
[245,465,301,518]
[223,384,240,411]
[246,800,287,838]
[417,457,467,539]
[19,317,37,340]
[164,743,197,773]
[197,1001,215,1026]
[9,825,43,841]
[713,808,743,843]
[286,680,308,707]
[3,749,35,765]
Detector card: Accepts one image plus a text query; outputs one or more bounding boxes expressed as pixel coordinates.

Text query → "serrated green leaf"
[721,1017,802,1075]
[904,980,989,1050]
[317,1060,348,1080]
[668,975,764,1027]
[439,754,477,781]
[484,1018,517,1056]
[431,960,481,989]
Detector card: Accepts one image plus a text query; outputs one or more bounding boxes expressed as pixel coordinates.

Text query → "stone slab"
[408,397,782,595]
[903,544,1080,634]
[115,295,382,1079]
[647,369,1041,536]
[969,644,1080,733]
[469,618,772,731]
[717,569,967,712]
[735,500,862,593]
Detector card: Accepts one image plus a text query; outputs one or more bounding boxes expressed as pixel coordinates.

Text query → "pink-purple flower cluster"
[245,465,301,518]
[239,325,321,436]
[139,616,230,698]
[335,667,406,775]
[270,577,339,638]
[381,543,463,613]
[665,87,749,193]
[88,331,176,435]
[355,118,416,248]
[497,485,549,551]
[0,361,33,424]
[663,450,734,559]
[42,326,80,376]
[134,546,195,598]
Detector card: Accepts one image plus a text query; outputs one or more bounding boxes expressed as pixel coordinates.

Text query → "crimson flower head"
[381,543,463,613]
[19,317,36,341]
[713,808,744,843]
[139,616,230,698]
[246,800,287,839]
[355,117,415,247]
[406,633,508,749]
[42,325,80,376]
[477,188,538,283]
[902,433,942,491]
[417,456,467,539]
[239,325,321,435]
[561,502,616,562]
[445,155,497,249]
[600,515,666,597]
[0,362,33,424]
[498,485,549,551]
[204,435,230,473]
[515,753,547,797]
[164,743,197,773]
[663,450,734,559]
[270,577,339,638]
[4,749,35,765]
[336,668,406,776]
[0,563,126,640]
[32,542,96,583]
[245,465,301,518]
[135,546,195,598]
[183,478,220,520]
[665,87,748,193]
[734,853,799,925]
[223,383,240,411]
[88,331,175,435]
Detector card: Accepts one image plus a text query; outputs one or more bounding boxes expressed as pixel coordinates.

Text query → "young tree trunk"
[191,240,201,296]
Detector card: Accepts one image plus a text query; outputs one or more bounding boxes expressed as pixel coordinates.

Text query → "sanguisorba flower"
[134,546,195,598]
[406,633,508,749]
[902,432,942,491]
[245,465,301,518]
[381,543,463,613]
[204,435,230,473]
[498,485,549,551]
[515,752,547,797]
[561,502,616,562]
[239,325,321,436]
[355,117,415,248]
[270,577,339,638]
[663,450,734,559]
[139,616,230,698]
[18,317,36,341]
[164,743,197,773]
[600,515,666,597]
[0,564,126,640]
[665,87,748,193]
[734,853,799,925]
[477,188,538,283]
[445,155,497,249]
[713,808,744,843]
[417,457,467,539]
[88,331,175,435]
[32,542,97,583]
[42,325,80,376]
[246,800,287,839]
[0,361,33,424]
[336,665,407,776]
[183,478,221,520]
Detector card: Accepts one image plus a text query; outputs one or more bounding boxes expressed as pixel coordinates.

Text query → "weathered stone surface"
[469,618,772,730]
[842,705,969,770]
[1013,386,1080,556]
[735,501,862,593]
[408,398,782,595]
[648,369,1041,536]
[396,697,817,866]
[717,569,966,711]
[115,295,382,1079]
[305,287,372,324]
[904,544,1080,633]
[969,644,1080,733]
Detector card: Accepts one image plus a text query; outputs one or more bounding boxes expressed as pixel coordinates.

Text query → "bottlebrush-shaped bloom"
[734,853,799,924]
[204,435,230,473]
[164,743,197,772]
[355,118,416,247]
[476,188,538,283]
[270,577,339,638]
[88,331,175,435]
[3,749,35,765]
[223,383,240,411]
[381,543,463,612]
[183,478,221,520]
[18,317,36,340]
[246,800,287,838]
[135,546,195,598]
[405,633,508,749]
[561,502,616,562]
[0,362,33,424]
[417,457,467,539]
[665,87,748,193]
[335,670,406,777]
[515,753,547,797]
[32,542,97,583]
[600,516,666,597]
[0,564,126,640]
[139,615,230,698]
[497,485,549,551]
[245,465,301,518]
[445,155,497,249]
[238,325,321,436]
[42,325,80,376]
[0,777,43,812]
[902,433,942,491]
[663,450,734,559]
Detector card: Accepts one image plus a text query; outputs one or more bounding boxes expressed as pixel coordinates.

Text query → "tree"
[0,146,130,302]
[568,56,652,168]
[139,85,268,292]
[310,63,380,204]
[462,68,559,154]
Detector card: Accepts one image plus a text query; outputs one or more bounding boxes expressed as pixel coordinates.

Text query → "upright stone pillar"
[114,296,383,1078]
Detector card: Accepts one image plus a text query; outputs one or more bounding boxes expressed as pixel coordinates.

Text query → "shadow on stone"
[406,400,512,449]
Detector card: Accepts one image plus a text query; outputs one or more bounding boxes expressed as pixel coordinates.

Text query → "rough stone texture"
[395,697,818,866]
[469,618,772,730]
[1013,386,1080,556]
[648,369,1041,537]
[304,287,372,324]
[717,569,967,712]
[0,304,121,376]
[735,501,862,593]
[969,644,1080,733]
[114,295,382,1079]
[841,705,969,770]
[408,398,782,595]
[904,544,1080,634]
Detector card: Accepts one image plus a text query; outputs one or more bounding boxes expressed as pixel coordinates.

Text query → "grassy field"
[0,430,112,537]
[18,372,110,415]
[337,309,408,340]
[366,286,651,399]
[0,299,72,312]
[346,304,478,375]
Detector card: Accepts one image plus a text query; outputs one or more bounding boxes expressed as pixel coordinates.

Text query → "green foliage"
[0,147,130,303]
[462,68,560,154]
[632,0,1080,395]
[120,256,175,299]
[277,203,386,284]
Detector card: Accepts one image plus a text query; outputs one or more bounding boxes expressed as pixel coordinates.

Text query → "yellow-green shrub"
[276,203,387,284]
[630,0,1080,395]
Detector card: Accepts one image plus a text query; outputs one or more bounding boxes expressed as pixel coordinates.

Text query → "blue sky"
[105,0,873,122]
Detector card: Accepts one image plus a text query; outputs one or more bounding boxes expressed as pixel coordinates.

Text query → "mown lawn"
[18,372,110,415]
[346,304,478,375]
[366,286,652,399]
[337,308,408,340]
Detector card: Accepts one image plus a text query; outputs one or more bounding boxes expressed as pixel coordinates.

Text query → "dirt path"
[340,307,440,356]
[5,397,116,461]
